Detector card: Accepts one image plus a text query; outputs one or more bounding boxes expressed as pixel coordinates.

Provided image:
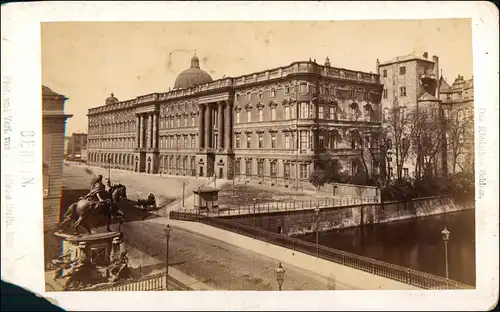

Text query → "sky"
[41,19,473,135]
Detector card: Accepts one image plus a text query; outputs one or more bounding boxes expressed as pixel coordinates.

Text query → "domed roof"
[173,54,213,89]
[105,93,119,105]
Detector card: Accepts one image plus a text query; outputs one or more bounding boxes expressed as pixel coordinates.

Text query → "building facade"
[377,52,443,179]
[43,85,72,229]
[439,75,474,174]
[87,55,383,187]
[66,132,88,160]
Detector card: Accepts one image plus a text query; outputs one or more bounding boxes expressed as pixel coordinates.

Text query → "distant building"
[87,54,384,188]
[43,85,72,229]
[439,75,474,174]
[377,52,445,179]
[67,132,88,160]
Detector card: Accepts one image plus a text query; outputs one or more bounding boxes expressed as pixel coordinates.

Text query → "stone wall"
[222,196,473,236]
[318,182,380,200]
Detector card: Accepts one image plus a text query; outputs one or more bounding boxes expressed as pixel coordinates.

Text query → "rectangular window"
[399,66,406,75]
[299,83,307,94]
[258,161,264,177]
[247,110,252,122]
[300,102,308,119]
[285,86,291,94]
[191,137,195,148]
[318,106,324,119]
[383,89,388,99]
[247,134,252,148]
[177,117,181,128]
[176,137,180,148]
[400,86,407,97]
[236,94,240,102]
[247,92,251,101]
[271,134,276,148]
[235,135,240,148]
[184,117,188,127]
[383,69,387,77]
[258,109,264,122]
[300,131,308,150]
[285,106,290,120]
[246,160,252,177]
[259,93,263,100]
[258,134,263,148]
[191,116,195,126]
[271,107,276,121]
[284,163,291,178]
[235,160,240,174]
[300,164,308,179]
[291,105,296,118]
[319,135,324,149]
[270,162,277,177]
[236,111,240,124]
[330,106,335,120]
[285,135,290,149]
[271,88,276,97]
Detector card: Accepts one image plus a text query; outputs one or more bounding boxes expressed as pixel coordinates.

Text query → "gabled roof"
[418,92,440,102]
[379,54,435,66]
[439,76,451,92]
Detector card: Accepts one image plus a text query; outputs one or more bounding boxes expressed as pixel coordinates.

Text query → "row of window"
[159,135,197,149]
[89,122,136,134]
[382,66,407,78]
[382,86,407,99]
[88,138,135,149]
[234,160,309,179]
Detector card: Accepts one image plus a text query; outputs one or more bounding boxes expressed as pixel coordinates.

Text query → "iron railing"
[170,211,474,290]
[89,272,189,291]
[187,196,379,217]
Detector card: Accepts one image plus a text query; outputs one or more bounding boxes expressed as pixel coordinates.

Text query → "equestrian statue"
[59,174,127,235]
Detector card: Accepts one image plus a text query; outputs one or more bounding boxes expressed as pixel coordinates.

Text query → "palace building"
[87,55,383,187]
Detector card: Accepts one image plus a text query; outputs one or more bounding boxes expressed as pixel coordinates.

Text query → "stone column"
[139,115,144,148]
[152,114,157,149]
[135,115,140,148]
[225,100,233,150]
[198,105,205,148]
[148,114,153,149]
[205,104,212,148]
[217,103,224,149]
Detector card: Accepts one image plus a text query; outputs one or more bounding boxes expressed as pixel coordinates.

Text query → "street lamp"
[314,206,320,258]
[164,225,172,290]
[275,262,286,291]
[252,198,257,228]
[441,226,450,279]
[182,182,186,208]
[108,155,112,181]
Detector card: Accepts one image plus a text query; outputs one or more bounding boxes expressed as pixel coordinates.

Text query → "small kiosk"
[193,186,220,214]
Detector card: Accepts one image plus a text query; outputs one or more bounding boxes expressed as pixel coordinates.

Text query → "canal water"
[298,209,476,286]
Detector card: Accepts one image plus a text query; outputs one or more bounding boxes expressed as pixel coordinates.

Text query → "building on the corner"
[377,52,446,179]
[87,54,384,189]
[439,75,474,174]
[43,85,72,229]
[66,132,88,160]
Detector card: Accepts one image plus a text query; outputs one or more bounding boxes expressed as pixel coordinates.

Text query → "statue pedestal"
[51,231,126,289]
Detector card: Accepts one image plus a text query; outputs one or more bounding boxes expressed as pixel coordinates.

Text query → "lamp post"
[108,155,112,181]
[275,262,286,291]
[314,206,320,258]
[441,226,450,279]
[164,225,172,290]
[252,198,257,228]
[182,182,186,208]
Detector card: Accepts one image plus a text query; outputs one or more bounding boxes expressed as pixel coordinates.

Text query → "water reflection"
[298,210,476,286]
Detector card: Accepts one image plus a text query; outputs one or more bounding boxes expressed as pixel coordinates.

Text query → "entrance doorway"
[199,166,204,177]
[219,168,223,179]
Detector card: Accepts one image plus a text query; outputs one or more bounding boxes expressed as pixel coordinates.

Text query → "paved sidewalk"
[148,217,420,290]
[126,244,214,291]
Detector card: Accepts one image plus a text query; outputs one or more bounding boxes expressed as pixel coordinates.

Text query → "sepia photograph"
[1,1,498,311]
[41,19,476,292]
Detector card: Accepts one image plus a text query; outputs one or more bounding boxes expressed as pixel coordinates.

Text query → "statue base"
[50,231,128,290]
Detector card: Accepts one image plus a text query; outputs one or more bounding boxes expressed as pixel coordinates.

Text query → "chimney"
[376,58,380,75]
[423,52,428,59]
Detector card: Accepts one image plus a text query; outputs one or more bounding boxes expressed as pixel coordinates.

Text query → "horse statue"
[59,184,127,235]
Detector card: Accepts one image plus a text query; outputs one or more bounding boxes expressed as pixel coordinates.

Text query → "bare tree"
[411,108,447,178]
[383,105,415,182]
[445,109,473,173]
